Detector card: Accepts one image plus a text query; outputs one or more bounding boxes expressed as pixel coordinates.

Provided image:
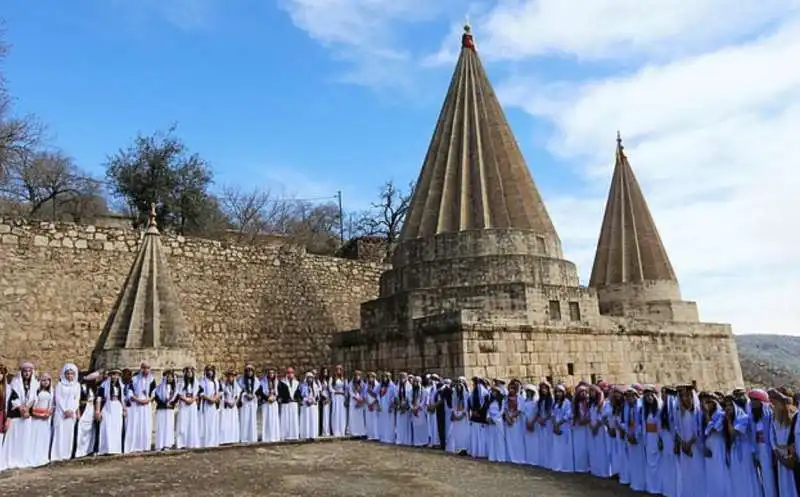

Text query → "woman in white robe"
[96,368,126,456]
[571,384,591,473]
[770,389,799,497]
[0,363,10,472]
[329,365,348,437]
[30,372,54,467]
[299,373,319,440]
[485,387,506,463]
[394,374,412,445]
[446,378,470,454]
[364,373,380,440]
[377,373,395,444]
[125,363,156,454]
[199,365,221,448]
[259,369,282,443]
[724,396,761,497]
[535,381,554,469]
[521,384,538,465]
[51,363,81,462]
[176,366,201,449]
[219,371,241,445]
[74,373,99,458]
[278,368,301,441]
[700,393,727,497]
[658,388,679,497]
[409,376,428,446]
[588,385,611,478]
[423,377,440,447]
[640,385,663,494]
[624,388,646,492]
[468,378,489,458]
[237,364,259,444]
[676,386,706,497]
[503,384,525,464]
[0,362,39,469]
[609,388,628,481]
[154,369,179,451]
[348,371,367,437]
[551,384,574,472]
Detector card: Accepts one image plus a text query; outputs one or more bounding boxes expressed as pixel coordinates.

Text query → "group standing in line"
[2,361,800,497]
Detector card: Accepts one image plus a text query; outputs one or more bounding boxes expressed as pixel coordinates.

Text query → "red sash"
[645,423,658,434]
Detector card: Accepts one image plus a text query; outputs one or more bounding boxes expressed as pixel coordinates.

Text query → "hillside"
[736,334,800,390]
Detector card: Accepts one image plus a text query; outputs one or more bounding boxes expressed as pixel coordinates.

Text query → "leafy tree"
[104,126,223,234]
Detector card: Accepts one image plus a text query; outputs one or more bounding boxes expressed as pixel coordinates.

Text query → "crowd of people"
[1,360,799,497]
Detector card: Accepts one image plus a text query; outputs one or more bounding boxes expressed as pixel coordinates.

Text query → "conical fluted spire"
[400,24,558,241]
[98,203,191,351]
[589,134,677,287]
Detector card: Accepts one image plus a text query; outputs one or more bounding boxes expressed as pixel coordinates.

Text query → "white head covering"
[10,365,39,407]
[60,363,79,386]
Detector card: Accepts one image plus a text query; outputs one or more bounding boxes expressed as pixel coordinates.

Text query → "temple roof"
[98,204,191,351]
[589,134,677,287]
[399,24,558,241]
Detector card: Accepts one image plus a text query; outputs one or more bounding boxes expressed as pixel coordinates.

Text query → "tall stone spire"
[93,203,195,372]
[590,133,679,301]
[400,23,558,243]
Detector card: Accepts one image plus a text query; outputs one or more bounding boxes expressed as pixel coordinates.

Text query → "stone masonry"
[330,25,744,390]
[0,218,386,375]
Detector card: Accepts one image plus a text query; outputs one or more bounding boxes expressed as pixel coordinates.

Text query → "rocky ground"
[0,440,640,497]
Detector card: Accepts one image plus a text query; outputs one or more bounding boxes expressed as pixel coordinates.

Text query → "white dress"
[124,373,155,453]
[394,382,412,445]
[97,379,125,456]
[154,379,178,451]
[218,381,240,445]
[504,396,526,464]
[176,377,201,449]
[279,378,301,441]
[329,377,348,437]
[51,366,81,462]
[74,385,96,458]
[348,380,367,437]
[30,387,54,467]
[424,385,439,447]
[485,400,506,463]
[237,375,259,443]
[377,382,395,443]
[0,375,39,469]
[260,377,282,443]
[551,399,574,472]
[364,382,380,440]
[410,387,428,446]
[446,388,470,453]
[299,382,319,439]
[199,377,220,448]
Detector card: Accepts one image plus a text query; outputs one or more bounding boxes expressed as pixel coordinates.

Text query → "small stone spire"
[589,133,678,287]
[146,202,159,235]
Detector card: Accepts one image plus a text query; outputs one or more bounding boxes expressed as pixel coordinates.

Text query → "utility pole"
[336,190,344,245]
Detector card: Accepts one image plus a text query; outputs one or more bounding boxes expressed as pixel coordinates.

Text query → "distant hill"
[736,334,800,390]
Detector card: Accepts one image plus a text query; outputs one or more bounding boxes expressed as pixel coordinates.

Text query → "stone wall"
[0,219,386,375]
[333,311,744,390]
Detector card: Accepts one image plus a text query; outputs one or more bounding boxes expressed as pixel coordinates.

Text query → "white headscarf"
[155,372,178,404]
[55,363,81,412]
[10,364,40,409]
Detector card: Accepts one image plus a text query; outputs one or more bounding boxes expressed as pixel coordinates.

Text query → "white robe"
[176,377,201,449]
[329,377,348,437]
[154,379,178,451]
[572,402,591,472]
[0,374,40,469]
[219,381,240,445]
[299,382,319,439]
[348,380,367,437]
[410,386,428,446]
[377,382,395,443]
[469,386,488,458]
[74,385,96,458]
[446,388,470,453]
[237,375,259,443]
[97,379,125,456]
[124,372,155,453]
[280,378,300,441]
[485,400,506,463]
[424,385,439,447]
[589,404,611,478]
[394,381,412,445]
[521,398,538,465]
[199,376,220,448]
[318,380,331,437]
[551,399,574,472]
[364,382,380,440]
[260,377,282,443]
[51,366,81,462]
[504,396,525,464]
[30,387,54,467]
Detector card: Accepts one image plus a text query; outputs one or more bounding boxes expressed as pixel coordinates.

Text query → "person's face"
[186,369,194,379]
[21,368,32,380]
[723,400,735,416]
[703,398,716,412]
[306,376,314,384]
[65,369,76,382]
[335,366,343,376]
[226,374,235,383]
[540,385,550,397]
[751,399,762,410]
[355,372,362,381]
[244,367,254,378]
[40,377,51,388]
[166,372,174,382]
[555,389,564,401]
[141,366,151,376]
[205,369,214,378]
[645,392,656,404]
[110,372,120,381]
[508,386,517,396]
[287,371,295,380]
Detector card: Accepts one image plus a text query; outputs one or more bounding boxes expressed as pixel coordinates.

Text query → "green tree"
[104,126,224,234]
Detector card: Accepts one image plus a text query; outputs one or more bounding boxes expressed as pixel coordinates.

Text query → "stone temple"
[332,25,744,389]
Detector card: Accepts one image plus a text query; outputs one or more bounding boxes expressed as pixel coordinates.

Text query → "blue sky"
[4,1,800,335]
[2,0,572,210]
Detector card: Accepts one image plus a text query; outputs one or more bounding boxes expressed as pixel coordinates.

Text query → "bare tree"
[358,180,414,252]
[0,149,101,219]
[219,184,295,241]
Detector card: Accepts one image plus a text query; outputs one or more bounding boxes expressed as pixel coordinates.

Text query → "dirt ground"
[0,440,641,497]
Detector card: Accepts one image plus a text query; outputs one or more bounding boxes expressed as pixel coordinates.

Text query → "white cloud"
[492,5,800,334]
